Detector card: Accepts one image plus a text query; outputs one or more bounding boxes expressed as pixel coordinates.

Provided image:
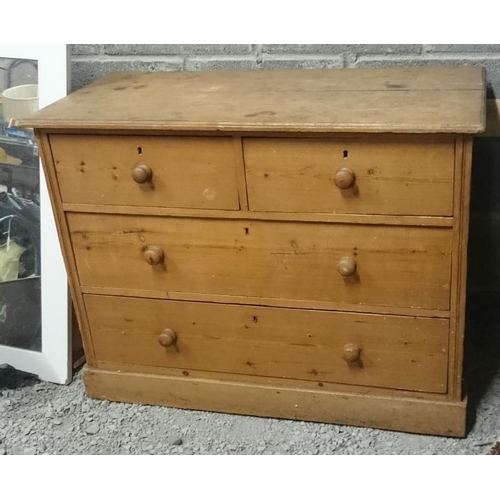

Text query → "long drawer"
[244,136,455,216]
[84,295,449,393]
[69,214,452,311]
[50,135,240,210]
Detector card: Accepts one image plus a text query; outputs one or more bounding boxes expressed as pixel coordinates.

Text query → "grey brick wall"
[70,44,500,96]
[70,44,500,294]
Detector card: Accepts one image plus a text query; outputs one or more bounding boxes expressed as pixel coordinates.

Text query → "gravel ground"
[1,296,499,455]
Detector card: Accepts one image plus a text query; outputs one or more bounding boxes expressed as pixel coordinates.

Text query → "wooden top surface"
[23,67,486,134]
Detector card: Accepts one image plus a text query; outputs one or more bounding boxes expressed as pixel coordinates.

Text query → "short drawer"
[69,214,452,311]
[244,136,455,216]
[85,295,449,393]
[50,135,240,210]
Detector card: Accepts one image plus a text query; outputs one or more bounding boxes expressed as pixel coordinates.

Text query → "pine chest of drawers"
[26,67,486,436]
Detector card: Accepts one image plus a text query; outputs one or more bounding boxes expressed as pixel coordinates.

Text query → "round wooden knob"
[158,329,177,348]
[338,256,357,277]
[343,343,360,363]
[144,245,164,266]
[334,167,356,189]
[132,164,152,184]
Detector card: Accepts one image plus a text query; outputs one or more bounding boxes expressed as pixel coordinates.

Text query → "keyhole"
[343,150,348,159]
[137,147,142,155]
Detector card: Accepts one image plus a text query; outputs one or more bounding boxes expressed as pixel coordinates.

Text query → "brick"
[71,58,183,91]
[353,56,500,97]
[427,45,500,53]
[355,45,422,55]
[259,55,344,70]
[104,44,252,56]
[263,44,341,54]
[71,44,102,55]
[185,56,256,71]
[262,44,421,55]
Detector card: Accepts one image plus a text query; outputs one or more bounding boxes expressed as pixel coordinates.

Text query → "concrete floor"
[1,295,499,455]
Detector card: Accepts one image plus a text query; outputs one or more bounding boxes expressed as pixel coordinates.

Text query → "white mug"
[2,84,39,123]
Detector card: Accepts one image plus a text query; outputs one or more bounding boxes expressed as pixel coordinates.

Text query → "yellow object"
[0,147,22,166]
[0,240,26,282]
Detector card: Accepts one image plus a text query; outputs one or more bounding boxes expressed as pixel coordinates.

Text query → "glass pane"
[0,57,41,351]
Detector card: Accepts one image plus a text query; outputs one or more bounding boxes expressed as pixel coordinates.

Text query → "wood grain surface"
[83,366,467,436]
[28,67,483,437]
[68,213,453,311]
[22,68,485,134]
[245,136,455,216]
[84,295,449,393]
[50,134,240,210]
[61,203,454,227]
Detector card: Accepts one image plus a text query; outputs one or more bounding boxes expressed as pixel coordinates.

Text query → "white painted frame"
[0,44,71,383]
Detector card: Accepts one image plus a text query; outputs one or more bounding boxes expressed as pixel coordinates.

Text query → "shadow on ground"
[0,364,39,391]
[464,291,500,432]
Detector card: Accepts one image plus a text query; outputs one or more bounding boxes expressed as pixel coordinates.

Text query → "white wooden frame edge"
[0,44,71,384]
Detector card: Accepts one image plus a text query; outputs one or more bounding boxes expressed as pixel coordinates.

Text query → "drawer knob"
[158,329,177,348]
[132,164,153,184]
[144,245,164,266]
[338,256,357,277]
[343,343,360,363]
[334,167,356,189]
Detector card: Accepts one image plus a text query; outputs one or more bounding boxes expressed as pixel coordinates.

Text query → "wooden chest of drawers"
[26,67,485,436]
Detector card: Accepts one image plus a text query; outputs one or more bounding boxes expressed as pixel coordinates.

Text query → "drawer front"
[85,295,449,393]
[244,137,455,216]
[50,135,240,210]
[69,214,452,311]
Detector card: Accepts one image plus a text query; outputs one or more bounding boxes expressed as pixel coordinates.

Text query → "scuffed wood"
[50,135,240,210]
[68,214,453,311]
[244,136,455,216]
[83,366,467,437]
[23,68,486,134]
[85,295,449,393]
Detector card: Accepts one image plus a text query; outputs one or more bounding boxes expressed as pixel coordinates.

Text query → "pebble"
[0,400,11,412]
[84,423,100,435]
[1,361,499,455]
